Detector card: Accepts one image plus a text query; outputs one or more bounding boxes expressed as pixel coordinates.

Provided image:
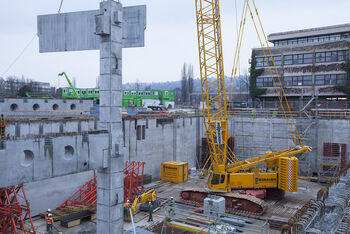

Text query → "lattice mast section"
[195,0,230,172]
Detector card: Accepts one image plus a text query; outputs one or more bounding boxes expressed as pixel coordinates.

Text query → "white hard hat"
[127,200,130,202]
[48,214,52,217]
[47,208,51,212]
[149,201,151,204]
[171,197,174,199]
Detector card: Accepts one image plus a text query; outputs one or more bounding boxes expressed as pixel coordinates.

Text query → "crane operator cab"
[208,172,229,192]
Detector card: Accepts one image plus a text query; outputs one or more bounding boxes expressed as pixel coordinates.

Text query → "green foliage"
[249,52,266,99]
[17,85,31,97]
[335,60,350,98]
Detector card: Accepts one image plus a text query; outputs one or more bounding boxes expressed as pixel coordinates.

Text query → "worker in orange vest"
[123,200,131,221]
[45,213,54,233]
[0,114,5,138]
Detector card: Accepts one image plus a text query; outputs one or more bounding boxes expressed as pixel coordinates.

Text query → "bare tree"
[239,71,250,92]
[72,77,77,88]
[188,64,194,105]
[181,63,188,104]
[135,79,140,90]
[96,76,100,88]
[0,77,5,97]
[6,76,17,96]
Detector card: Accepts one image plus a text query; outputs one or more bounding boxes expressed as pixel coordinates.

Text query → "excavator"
[58,72,80,98]
[126,189,159,219]
[180,0,312,216]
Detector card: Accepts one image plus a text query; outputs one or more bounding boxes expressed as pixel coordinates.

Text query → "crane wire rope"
[250,0,303,146]
[245,0,302,146]
[228,0,248,110]
[1,0,64,78]
[58,0,64,13]
[227,0,241,108]
[225,0,302,146]
[235,0,241,78]
[1,34,37,78]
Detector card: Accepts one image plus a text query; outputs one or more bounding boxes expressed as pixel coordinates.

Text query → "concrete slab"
[37,6,146,53]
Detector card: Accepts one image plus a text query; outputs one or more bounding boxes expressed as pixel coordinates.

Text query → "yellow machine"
[161,161,188,184]
[190,0,312,200]
[130,189,158,216]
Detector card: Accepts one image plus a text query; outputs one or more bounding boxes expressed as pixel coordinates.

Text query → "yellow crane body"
[180,0,313,216]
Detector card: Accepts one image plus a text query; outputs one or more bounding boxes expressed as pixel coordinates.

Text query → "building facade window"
[274,32,348,47]
[315,74,346,85]
[284,53,312,65]
[315,50,348,63]
[136,125,145,140]
[256,56,282,67]
[131,91,137,95]
[124,91,129,95]
[138,91,143,96]
[145,91,151,96]
[284,76,312,87]
[256,77,281,87]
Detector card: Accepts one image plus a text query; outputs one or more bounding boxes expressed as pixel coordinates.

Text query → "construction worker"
[123,200,131,221]
[169,197,175,215]
[0,114,5,138]
[148,202,153,222]
[45,213,54,233]
[46,208,51,217]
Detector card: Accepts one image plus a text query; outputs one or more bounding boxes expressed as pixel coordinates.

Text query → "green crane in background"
[58,72,80,98]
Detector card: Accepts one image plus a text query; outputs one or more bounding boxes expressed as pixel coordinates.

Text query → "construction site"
[1,0,350,233]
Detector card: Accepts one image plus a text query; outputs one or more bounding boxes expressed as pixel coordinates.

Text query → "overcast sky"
[1,0,350,88]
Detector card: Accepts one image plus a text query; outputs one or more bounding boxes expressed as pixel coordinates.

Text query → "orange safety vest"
[45,217,54,225]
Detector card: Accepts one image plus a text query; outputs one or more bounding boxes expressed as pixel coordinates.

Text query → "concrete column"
[97,1,124,233]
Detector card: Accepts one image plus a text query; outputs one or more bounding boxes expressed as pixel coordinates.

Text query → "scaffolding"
[56,176,97,213]
[161,203,269,234]
[0,184,36,234]
[124,161,145,202]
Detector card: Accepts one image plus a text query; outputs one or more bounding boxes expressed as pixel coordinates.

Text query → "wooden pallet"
[40,205,96,222]
[60,210,96,228]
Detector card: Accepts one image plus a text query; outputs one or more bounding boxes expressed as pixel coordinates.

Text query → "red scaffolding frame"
[56,161,145,213]
[0,184,36,234]
[124,161,145,202]
[56,176,97,213]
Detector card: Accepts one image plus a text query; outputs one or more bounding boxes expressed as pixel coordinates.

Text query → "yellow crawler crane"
[180,0,312,216]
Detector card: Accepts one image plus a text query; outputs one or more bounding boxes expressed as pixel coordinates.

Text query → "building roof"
[268,23,350,42]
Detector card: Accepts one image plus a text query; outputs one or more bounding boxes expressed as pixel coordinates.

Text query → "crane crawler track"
[181,188,267,218]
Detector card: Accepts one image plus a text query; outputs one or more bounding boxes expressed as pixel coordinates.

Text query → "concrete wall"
[123,117,199,178]
[0,98,93,116]
[10,115,350,218]
[4,119,99,138]
[123,116,350,178]
[24,170,95,216]
[3,115,350,187]
[0,132,107,187]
